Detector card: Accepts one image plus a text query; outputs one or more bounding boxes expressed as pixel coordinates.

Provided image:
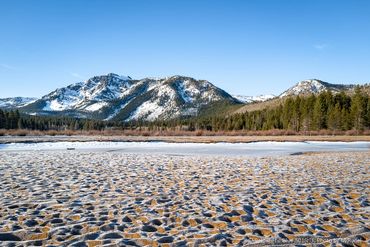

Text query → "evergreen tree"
[313,94,328,130]
[327,103,342,130]
[350,87,365,131]
[0,110,5,129]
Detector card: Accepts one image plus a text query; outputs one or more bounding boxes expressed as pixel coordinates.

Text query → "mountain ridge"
[0,97,38,109]
[1,76,367,121]
[18,73,239,121]
[279,79,357,98]
[232,94,276,103]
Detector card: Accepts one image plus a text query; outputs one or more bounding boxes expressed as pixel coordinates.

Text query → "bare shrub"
[46,130,59,136]
[345,129,359,136]
[11,129,28,136]
[141,131,150,137]
[195,130,203,136]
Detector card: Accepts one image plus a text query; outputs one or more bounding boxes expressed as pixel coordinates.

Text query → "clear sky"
[1,0,369,98]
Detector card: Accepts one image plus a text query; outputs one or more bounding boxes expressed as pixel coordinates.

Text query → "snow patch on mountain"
[43,96,79,111]
[128,101,166,121]
[84,102,108,111]
[127,83,179,121]
[157,84,176,99]
[177,80,194,103]
[104,101,130,121]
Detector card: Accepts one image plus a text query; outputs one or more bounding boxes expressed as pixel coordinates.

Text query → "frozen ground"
[0,141,369,156]
[0,151,369,246]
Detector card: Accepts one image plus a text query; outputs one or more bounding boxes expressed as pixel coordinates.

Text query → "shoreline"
[0,135,370,144]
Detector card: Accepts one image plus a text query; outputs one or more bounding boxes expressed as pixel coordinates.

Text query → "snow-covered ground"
[0,141,368,156]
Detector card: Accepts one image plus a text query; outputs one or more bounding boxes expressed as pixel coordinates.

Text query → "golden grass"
[233,98,284,114]
[1,128,370,138]
[0,133,369,144]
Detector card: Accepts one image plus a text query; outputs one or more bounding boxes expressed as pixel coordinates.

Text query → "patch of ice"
[0,141,368,157]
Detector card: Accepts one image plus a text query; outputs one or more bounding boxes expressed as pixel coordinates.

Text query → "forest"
[0,89,369,135]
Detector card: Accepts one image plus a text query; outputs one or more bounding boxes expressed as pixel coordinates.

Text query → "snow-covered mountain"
[233,94,276,103]
[0,97,37,109]
[21,73,239,121]
[233,79,358,103]
[3,76,363,121]
[279,79,355,98]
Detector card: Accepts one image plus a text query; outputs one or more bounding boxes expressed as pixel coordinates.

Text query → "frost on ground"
[0,151,369,246]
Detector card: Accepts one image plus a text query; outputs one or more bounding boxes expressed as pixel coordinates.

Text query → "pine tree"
[292,96,301,131]
[282,98,293,129]
[350,87,365,131]
[0,110,5,129]
[366,98,370,129]
[18,118,24,129]
[313,93,328,130]
[328,103,342,130]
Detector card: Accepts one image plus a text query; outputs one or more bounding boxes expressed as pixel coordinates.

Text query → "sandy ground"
[1,135,370,144]
[0,150,369,246]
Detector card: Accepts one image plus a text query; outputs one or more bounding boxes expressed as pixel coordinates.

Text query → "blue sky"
[0,0,369,98]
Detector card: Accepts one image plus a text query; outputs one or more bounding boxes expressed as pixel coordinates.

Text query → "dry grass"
[0,128,370,138]
[0,130,369,144]
[233,98,284,114]
[0,128,369,146]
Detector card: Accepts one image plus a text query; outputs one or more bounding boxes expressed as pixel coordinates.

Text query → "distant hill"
[232,94,276,103]
[234,79,368,114]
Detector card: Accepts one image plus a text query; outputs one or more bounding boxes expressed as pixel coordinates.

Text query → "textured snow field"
[0,141,369,156]
[0,150,369,246]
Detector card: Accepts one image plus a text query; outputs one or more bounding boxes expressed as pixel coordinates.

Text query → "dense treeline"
[0,110,124,131]
[0,88,369,134]
[147,89,370,132]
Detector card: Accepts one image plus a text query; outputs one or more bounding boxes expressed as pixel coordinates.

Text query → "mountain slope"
[279,79,355,97]
[21,73,240,121]
[0,97,37,109]
[8,77,366,121]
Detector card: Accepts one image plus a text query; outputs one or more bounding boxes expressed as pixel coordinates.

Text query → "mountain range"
[17,73,238,121]
[0,97,38,109]
[232,94,276,103]
[0,75,365,121]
